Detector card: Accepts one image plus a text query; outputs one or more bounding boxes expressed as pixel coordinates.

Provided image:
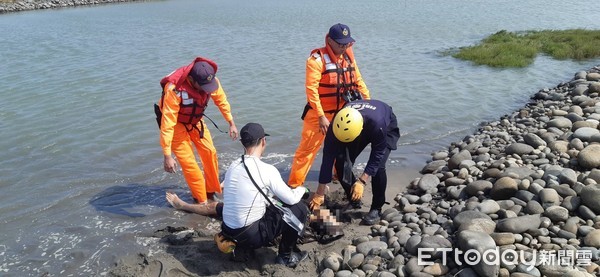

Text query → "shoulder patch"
[311,53,321,60]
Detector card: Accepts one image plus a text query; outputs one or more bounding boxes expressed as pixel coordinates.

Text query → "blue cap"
[328,23,355,44]
[189,61,218,92]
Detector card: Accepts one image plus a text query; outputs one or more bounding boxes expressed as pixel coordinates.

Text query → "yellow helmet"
[333,107,363,142]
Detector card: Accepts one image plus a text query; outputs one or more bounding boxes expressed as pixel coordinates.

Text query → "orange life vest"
[159,57,218,126]
[312,47,359,113]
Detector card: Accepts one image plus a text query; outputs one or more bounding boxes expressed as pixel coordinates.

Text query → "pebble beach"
[0,0,144,13]
[315,67,600,277]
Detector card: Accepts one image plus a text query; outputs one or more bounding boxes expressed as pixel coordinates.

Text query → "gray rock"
[579,226,597,238]
[421,160,446,174]
[416,235,452,259]
[448,150,472,170]
[466,180,493,196]
[539,188,560,207]
[587,169,600,184]
[319,268,335,277]
[496,215,542,233]
[445,177,465,186]
[422,263,448,276]
[561,196,581,212]
[544,206,569,222]
[562,217,580,235]
[547,117,573,129]
[578,205,597,220]
[404,235,422,255]
[458,217,496,234]
[447,185,467,199]
[515,190,536,202]
[550,184,577,197]
[578,144,600,169]
[506,143,535,155]
[457,268,479,277]
[580,184,600,214]
[475,199,501,214]
[515,263,541,276]
[347,253,364,269]
[453,210,491,228]
[490,177,518,200]
[588,72,600,81]
[418,174,440,191]
[558,168,578,186]
[432,151,448,160]
[523,133,547,148]
[584,229,600,247]
[589,82,600,93]
[538,264,576,277]
[323,253,342,271]
[457,230,499,277]
[549,140,569,153]
[404,257,424,275]
[503,167,536,179]
[573,127,600,141]
[525,200,544,214]
[356,241,388,255]
[490,232,515,245]
[334,270,352,277]
[483,168,502,179]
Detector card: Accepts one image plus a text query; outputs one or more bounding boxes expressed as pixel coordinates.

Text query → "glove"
[309,193,325,211]
[350,180,364,201]
[214,233,236,254]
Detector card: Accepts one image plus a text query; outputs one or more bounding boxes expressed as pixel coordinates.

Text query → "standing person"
[220,123,310,267]
[157,57,238,204]
[288,23,370,188]
[309,99,400,226]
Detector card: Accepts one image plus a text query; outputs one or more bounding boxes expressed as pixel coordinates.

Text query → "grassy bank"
[451,29,600,68]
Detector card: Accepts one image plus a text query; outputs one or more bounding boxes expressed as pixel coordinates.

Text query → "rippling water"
[1,0,599,275]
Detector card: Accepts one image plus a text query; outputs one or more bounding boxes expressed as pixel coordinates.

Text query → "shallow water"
[1,0,600,275]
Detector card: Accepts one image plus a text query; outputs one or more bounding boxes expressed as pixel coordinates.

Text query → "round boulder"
[578,144,600,169]
[580,184,600,214]
[490,177,518,200]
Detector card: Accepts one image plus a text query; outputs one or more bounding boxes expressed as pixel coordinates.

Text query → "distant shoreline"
[0,0,146,14]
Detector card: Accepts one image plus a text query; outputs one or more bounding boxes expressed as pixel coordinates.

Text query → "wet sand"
[108,167,423,277]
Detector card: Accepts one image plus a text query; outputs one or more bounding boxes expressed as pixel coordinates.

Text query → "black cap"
[189,61,218,92]
[240,123,270,147]
[328,23,355,44]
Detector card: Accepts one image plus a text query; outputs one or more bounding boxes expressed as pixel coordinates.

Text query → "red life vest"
[312,47,359,113]
[159,57,218,125]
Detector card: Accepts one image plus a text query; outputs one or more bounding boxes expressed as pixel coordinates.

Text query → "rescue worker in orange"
[288,23,370,189]
[157,57,238,205]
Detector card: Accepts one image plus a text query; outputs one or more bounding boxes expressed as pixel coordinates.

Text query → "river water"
[1,0,599,275]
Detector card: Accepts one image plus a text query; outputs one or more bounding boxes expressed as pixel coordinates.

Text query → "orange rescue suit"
[288,36,370,188]
[158,57,234,202]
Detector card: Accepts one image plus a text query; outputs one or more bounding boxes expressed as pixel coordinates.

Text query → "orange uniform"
[158,57,234,202]
[288,35,370,188]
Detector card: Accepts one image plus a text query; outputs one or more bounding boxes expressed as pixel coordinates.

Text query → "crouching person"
[219,123,310,267]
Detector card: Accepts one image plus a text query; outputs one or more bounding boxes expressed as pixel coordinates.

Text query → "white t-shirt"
[222,155,306,229]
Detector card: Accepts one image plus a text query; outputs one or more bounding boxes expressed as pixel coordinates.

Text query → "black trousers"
[221,201,309,255]
[335,147,391,211]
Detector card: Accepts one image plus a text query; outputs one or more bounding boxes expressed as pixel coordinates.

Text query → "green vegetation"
[452,29,600,68]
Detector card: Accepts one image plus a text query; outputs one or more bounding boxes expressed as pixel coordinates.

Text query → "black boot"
[275,251,308,268]
[362,209,381,225]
